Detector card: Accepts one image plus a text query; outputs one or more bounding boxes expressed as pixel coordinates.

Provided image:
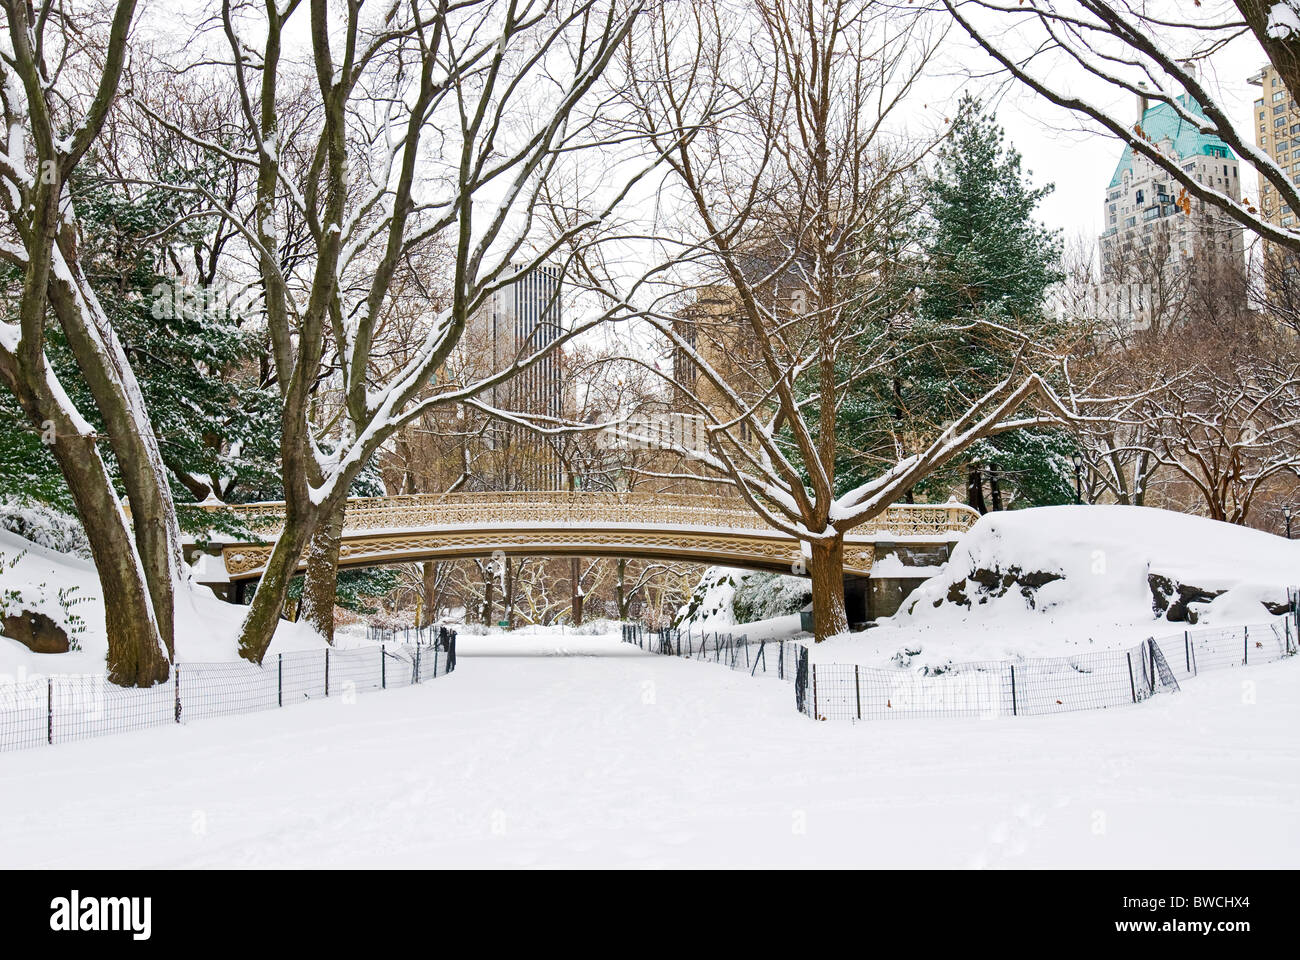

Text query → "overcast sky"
[948,19,1268,252]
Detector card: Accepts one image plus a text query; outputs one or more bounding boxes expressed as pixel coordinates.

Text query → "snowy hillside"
[818,505,1300,669]
[0,528,326,677]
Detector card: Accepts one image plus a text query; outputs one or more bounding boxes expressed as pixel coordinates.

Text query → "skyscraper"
[1249,62,1299,232]
[462,262,566,489]
[1094,91,1244,331]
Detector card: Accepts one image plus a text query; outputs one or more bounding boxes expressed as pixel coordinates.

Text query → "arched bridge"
[188,491,979,584]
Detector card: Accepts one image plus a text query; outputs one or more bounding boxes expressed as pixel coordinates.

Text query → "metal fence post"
[174,665,181,723]
[278,653,283,707]
[1244,625,1249,665]
[1185,630,1191,675]
[47,678,53,745]
[1148,640,1156,694]
[1126,651,1137,703]
[1009,665,1017,717]
[325,648,330,697]
[381,644,386,690]
[854,665,861,720]
[812,663,819,720]
[415,642,421,683]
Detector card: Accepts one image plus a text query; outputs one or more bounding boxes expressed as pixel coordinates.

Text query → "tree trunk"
[300,500,345,643]
[808,536,849,642]
[421,561,439,626]
[236,506,315,663]
[967,462,988,514]
[988,462,1004,511]
[0,354,170,686]
[616,558,628,620]
[570,556,584,625]
[56,431,171,686]
[48,253,183,659]
[483,567,495,626]
[504,558,515,630]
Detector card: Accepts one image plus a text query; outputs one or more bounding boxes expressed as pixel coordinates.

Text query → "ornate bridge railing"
[195,492,980,541]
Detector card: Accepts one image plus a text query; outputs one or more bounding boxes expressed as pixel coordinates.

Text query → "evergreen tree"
[0,159,283,529]
[897,94,1072,508]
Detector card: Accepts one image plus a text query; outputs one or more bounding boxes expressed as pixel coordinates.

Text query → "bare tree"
[614,0,1073,640]
[164,0,689,661]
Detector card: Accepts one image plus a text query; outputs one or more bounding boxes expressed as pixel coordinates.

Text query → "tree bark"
[808,536,849,642]
[504,558,515,630]
[483,566,495,626]
[47,254,183,660]
[236,504,315,663]
[300,499,345,643]
[967,462,988,514]
[421,561,439,626]
[616,558,628,620]
[570,556,584,625]
[988,462,1004,511]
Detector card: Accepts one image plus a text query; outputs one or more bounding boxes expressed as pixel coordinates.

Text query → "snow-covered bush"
[676,567,811,628]
[0,498,91,560]
[733,571,812,623]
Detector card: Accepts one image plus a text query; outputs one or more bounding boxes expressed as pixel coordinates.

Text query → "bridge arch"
[187,492,978,585]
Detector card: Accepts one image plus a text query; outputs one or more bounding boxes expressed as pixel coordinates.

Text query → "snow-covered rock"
[815,505,1300,670]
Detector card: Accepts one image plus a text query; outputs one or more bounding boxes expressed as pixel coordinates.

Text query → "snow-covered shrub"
[0,498,91,559]
[732,571,812,622]
[675,567,741,627]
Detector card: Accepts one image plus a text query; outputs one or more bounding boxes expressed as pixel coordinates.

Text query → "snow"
[0,635,1294,867]
[0,528,325,678]
[816,506,1300,670]
[1268,1,1300,39]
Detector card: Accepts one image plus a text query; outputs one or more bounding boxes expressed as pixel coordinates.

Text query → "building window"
[1275,91,1286,102]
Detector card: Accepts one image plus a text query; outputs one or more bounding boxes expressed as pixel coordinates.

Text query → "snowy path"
[1,636,1296,868]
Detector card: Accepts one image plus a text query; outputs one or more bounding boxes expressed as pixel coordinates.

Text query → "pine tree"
[900,94,1072,508]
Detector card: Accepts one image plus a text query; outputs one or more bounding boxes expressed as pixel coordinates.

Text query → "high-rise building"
[1094,91,1244,330]
[1249,63,1299,231]
[462,263,566,489]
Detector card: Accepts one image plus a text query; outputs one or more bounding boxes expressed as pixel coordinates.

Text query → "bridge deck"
[186,492,978,582]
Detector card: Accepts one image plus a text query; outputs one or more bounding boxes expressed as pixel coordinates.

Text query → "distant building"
[1095,90,1244,330]
[462,263,566,489]
[1249,63,1300,232]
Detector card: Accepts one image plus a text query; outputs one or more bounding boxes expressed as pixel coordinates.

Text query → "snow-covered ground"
[0,528,325,678]
[0,633,1295,868]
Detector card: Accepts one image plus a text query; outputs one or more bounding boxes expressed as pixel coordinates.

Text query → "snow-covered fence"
[803,638,1182,721]
[622,624,805,681]
[623,615,1298,723]
[0,630,457,753]
[1160,619,1297,678]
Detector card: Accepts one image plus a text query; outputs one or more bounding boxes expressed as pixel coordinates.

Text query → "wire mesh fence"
[0,628,457,753]
[624,609,1298,723]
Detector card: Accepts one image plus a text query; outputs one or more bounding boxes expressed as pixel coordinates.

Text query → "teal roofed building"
[1097,90,1245,327]
[1106,95,1236,189]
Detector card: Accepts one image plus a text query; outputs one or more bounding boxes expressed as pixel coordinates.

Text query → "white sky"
[932,14,1269,251]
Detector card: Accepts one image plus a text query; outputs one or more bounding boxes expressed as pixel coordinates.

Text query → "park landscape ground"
[1,504,1298,868]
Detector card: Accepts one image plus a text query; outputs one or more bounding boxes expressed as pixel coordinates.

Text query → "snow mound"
[0,528,325,678]
[816,506,1300,669]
